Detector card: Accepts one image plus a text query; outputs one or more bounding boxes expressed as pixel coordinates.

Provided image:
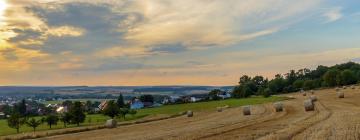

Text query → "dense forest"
[232,62,360,98]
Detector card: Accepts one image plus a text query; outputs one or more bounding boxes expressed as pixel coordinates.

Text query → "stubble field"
[36,86,360,140]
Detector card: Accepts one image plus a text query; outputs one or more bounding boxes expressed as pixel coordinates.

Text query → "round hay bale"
[343,86,347,89]
[273,102,283,112]
[351,86,355,89]
[302,92,307,96]
[309,95,317,102]
[217,107,223,112]
[304,99,314,111]
[105,119,117,128]
[187,110,193,117]
[242,106,251,115]
[310,90,315,94]
[337,92,344,98]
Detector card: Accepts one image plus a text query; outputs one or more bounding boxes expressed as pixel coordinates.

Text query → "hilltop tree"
[268,74,286,93]
[232,84,253,98]
[340,70,357,85]
[239,75,252,84]
[45,114,59,129]
[303,80,316,90]
[231,62,360,96]
[117,94,125,108]
[261,88,272,98]
[323,69,340,87]
[70,101,86,126]
[293,79,304,89]
[26,118,42,132]
[285,70,297,85]
[7,113,25,133]
[102,100,120,119]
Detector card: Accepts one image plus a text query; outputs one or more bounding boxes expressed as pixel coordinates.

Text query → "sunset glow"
[0,0,359,86]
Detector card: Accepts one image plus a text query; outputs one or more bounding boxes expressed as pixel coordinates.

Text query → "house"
[190,97,202,102]
[190,94,208,102]
[162,96,181,104]
[217,92,231,99]
[56,106,68,114]
[98,101,109,111]
[130,99,144,109]
[0,104,5,112]
[143,102,153,108]
[0,112,5,119]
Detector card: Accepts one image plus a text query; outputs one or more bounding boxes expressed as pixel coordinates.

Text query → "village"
[0,89,232,120]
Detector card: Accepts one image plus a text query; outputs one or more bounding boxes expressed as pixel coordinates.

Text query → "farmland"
[33,86,360,140]
[0,96,285,137]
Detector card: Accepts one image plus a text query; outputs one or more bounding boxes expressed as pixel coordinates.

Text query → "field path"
[36,87,360,140]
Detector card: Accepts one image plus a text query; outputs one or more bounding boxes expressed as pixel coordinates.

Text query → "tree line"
[7,100,86,133]
[6,94,137,133]
[232,62,360,98]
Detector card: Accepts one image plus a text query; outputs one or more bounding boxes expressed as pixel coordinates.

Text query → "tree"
[69,101,86,126]
[303,80,315,90]
[239,75,252,85]
[252,76,267,88]
[45,114,59,129]
[102,100,120,119]
[293,79,304,89]
[7,113,25,133]
[268,75,286,93]
[18,99,27,117]
[285,70,297,85]
[117,94,125,108]
[85,100,92,112]
[3,105,12,118]
[208,89,222,100]
[119,108,129,119]
[62,100,73,108]
[139,95,154,103]
[60,112,72,128]
[323,69,339,87]
[340,70,357,85]
[232,84,253,98]
[26,118,42,132]
[261,88,272,98]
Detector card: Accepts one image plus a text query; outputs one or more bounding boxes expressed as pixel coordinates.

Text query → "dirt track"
[37,87,360,140]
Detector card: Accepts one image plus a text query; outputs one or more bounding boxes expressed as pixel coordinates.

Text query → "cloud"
[96,46,152,58]
[1,0,335,86]
[4,0,322,56]
[0,48,18,60]
[124,0,322,50]
[323,7,343,23]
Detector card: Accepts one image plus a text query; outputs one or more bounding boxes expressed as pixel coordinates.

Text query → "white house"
[56,106,68,114]
[190,97,202,102]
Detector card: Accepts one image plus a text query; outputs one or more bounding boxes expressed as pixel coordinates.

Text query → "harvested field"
[35,87,360,140]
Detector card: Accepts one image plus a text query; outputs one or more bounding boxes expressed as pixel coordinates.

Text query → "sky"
[0,0,359,86]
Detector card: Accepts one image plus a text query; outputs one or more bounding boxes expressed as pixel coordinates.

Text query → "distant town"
[0,86,233,119]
